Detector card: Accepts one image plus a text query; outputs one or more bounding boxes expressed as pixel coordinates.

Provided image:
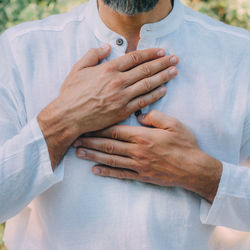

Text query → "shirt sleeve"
[0,32,64,223]
[200,74,250,231]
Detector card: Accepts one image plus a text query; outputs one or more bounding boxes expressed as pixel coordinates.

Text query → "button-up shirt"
[0,0,250,249]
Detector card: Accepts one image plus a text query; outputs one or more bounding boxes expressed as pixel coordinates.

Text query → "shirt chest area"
[23,39,242,162]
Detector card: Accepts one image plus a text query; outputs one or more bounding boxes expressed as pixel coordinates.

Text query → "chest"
[21,37,243,163]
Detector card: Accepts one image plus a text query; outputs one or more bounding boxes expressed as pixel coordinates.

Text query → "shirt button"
[135,110,142,117]
[116,38,124,46]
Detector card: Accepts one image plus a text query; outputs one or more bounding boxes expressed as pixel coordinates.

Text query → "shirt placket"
[129,35,158,126]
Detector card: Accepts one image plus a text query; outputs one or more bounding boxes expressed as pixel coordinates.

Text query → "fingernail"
[169,67,177,76]
[93,167,101,174]
[170,56,177,64]
[157,49,165,57]
[102,43,110,51]
[79,150,86,157]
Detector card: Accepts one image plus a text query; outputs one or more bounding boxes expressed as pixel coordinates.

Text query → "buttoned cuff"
[200,161,250,231]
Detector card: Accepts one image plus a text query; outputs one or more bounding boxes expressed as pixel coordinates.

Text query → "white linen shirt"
[0,0,250,249]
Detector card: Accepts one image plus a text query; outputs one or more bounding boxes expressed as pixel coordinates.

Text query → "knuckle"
[111,127,120,139]
[103,143,114,154]
[119,171,127,179]
[157,87,165,97]
[129,52,141,65]
[103,64,116,73]
[143,78,151,91]
[137,97,146,109]
[103,168,110,176]
[151,91,160,102]
[129,148,138,158]
[132,150,145,160]
[80,139,89,148]
[117,105,128,117]
[133,135,151,146]
[107,157,117,167]
[82,150,91,159]
[141,65,151,77]
[108,96,126,110]
[72,61,86,72]
[160,71,169,82]
[160,58,169,68]
[111,75,124,87]
[88,48,97,57]
[142,175,151,182]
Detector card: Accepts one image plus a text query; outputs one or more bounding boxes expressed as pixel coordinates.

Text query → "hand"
[58,45,178,134]
[74,110,222,203]
[38,45,178,168]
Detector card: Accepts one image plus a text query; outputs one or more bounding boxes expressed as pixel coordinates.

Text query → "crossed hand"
[74,110,222,203]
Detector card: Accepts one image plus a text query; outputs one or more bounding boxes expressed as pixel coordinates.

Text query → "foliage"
[0,0,84,33]
[0,0,249,249]
[0,0,249,33]
[182,0,250,30]
[0,223,5,250]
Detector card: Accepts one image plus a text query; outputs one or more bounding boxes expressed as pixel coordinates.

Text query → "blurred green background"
[0,0,249,249]
[0,0,249,33]
[0,223,4,250]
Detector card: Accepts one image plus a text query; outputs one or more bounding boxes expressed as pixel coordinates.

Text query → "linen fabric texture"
[0,0,250,249]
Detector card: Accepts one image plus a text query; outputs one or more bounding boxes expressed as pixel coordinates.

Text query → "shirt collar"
[85,0,184,47]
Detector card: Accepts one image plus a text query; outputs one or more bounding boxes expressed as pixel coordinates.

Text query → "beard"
[102,0,160,15]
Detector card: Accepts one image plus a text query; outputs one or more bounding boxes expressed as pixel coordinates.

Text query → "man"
[0,0,249,249]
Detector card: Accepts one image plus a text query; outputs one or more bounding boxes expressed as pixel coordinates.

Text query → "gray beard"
[102,0,160,15]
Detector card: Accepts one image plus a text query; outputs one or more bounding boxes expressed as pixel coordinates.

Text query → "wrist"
[184,150,222,203]
[37,97,79,169]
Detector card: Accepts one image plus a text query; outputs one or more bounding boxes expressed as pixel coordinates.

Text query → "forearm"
[183,151,223,203]
[37,97,81,170]
[0,118,63,223]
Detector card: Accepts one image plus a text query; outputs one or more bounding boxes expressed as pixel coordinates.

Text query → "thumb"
[138,110,173,129]
[76,44,111,70]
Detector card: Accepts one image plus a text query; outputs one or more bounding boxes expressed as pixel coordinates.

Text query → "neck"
[98,0,173,52]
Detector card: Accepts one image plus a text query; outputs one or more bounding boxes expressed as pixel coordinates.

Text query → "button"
[135,110,142,117]
[116,38,124,46]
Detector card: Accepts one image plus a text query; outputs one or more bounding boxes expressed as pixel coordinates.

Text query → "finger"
[138,110,180,129]
[125,66,177,99]
[75,44,111,70]
[123,55,178,87]
[74,137,134,157]
[85,125,142,142]
[108,48,165,72]
[127,86,167,114]
[92,165,139,181]
[76,148,138,171]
